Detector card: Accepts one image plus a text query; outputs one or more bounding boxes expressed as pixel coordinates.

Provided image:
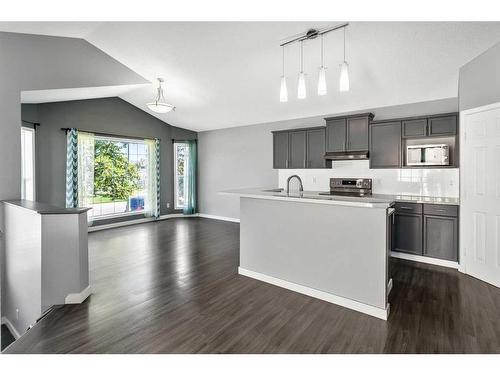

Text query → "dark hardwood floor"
[5,217,500,353]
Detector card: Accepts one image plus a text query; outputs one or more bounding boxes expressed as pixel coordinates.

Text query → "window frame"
[173,142,187,210]
[92,135,149,219]
[21,126,36,201]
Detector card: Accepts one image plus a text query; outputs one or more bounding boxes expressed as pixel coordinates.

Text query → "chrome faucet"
[286,175,304,195]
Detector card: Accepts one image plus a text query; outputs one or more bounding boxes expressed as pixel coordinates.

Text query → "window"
[92,136,149,218]
[21,127,35,200]
[174,142,187,209]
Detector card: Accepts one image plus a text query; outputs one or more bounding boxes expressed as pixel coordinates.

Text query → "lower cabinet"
[423,215,458,261]
[393,213,422,255]
[392,203,459,262]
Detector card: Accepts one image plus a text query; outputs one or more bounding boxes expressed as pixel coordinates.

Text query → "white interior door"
[460,102,500,287]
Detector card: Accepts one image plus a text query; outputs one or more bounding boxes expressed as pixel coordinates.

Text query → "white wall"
[198,98,459,220]
[279,162,459,197]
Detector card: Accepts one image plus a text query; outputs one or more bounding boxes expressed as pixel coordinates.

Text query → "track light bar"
[279,22,349,47]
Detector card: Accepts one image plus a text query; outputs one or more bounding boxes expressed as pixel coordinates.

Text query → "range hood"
[324,151,369,160]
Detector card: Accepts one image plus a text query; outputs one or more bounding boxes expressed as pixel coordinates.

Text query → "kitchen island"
[221,188,395,320]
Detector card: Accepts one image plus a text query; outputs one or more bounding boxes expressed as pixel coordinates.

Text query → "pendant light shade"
[147,78,176,113]
[317,35,327,96]
[339,61,350,92]
[339,27,350,92]
[279,46,288,102]
[297,40,306,99]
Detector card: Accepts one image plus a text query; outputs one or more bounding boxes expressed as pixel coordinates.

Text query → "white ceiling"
[1,22,500,132]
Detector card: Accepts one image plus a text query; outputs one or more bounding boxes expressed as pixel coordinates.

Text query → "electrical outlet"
[167,202,170,208]
[312,176,317,184]
[16,308,19,320]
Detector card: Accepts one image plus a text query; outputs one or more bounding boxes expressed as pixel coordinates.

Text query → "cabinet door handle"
[399,206,413,210]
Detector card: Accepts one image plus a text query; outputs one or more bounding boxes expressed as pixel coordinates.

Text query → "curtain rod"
[61,128,160,141]
[22,120,41,127]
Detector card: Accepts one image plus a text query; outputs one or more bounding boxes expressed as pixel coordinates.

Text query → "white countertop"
[220,188,459,208]
[221,188,394,208]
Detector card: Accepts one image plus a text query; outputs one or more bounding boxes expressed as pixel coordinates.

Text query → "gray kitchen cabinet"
[428,115,457,136]
[325,118,346,152]
[273,132,289,169]
[272,127,329,169]
[325,113,374,153]
[288,131,307,168]
[306,128,327,168]
[423,215,458,261]
[347,116,369,151]
[369,121,402,168]
[393,213,423,255]
[402,118,427,138]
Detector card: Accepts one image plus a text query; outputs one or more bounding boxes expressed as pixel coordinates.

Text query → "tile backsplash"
[278,160,459,198]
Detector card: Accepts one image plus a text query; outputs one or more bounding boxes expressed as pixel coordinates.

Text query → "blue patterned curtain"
[154,139,161,219]
[65,128,78,208]
[183,140,197,215]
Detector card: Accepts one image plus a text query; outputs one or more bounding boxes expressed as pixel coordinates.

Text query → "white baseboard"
[238,267,388,320]
[391,251,459,269]
[198,213,240,223]
[65,285,92,304]
[1,316,21,339]
[89,213,198,232]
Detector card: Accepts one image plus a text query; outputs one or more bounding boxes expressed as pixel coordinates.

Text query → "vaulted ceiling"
[1,22,500,131]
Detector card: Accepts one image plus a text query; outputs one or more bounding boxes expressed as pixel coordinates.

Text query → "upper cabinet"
[273,131,289,169]
[306,128,327,168]
[288,131,307,168]
[402,118,427,138]
[428,115,457,136]
[369,121,402,168]
[272,127,330,169]
[325,113,374,152]
[325,118,346,152]
[402,114,457,138]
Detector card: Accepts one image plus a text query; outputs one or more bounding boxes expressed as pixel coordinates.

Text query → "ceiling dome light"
[147,78,176,113]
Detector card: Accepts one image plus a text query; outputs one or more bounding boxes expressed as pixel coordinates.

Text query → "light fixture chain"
[343,27,346,61]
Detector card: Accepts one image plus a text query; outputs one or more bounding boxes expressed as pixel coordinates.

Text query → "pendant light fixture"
[297,40,306,99]
[278,23,349,101]
[146,78,176,114]
[317,34,327,96]
[339,27,350,92]
[279,46,288,102]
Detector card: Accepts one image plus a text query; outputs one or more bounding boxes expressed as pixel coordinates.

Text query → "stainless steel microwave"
[406,144,450,166]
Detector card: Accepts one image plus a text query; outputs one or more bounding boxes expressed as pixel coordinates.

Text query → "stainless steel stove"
[319,178,372,197]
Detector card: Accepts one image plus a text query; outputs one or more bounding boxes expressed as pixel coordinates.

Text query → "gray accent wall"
[22,97,196,217]
[459,40,500,110]
[198,98,458,220]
